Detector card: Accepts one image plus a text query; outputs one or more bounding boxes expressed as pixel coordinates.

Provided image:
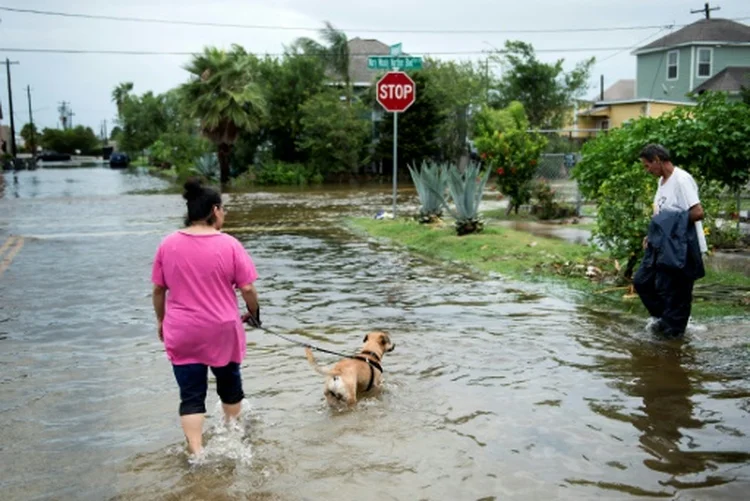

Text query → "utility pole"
[4,58,20,158]
[58,101,69,129]
[691,2,720,19]
[26,85,36,155]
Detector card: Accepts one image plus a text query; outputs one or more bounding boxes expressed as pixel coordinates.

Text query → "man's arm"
[688,203,704,223]
[152,284,167,341]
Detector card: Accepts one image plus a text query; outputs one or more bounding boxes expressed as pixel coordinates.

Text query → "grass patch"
[350,217,750,319]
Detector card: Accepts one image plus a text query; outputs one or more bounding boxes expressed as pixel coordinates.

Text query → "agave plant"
[191,153,220,182]
[407,161,449,224]
[443,162,491,236]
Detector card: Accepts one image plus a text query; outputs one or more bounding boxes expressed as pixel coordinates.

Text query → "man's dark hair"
[639,144,671,162]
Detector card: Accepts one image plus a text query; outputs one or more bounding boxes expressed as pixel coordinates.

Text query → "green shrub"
[254,161,321,186]
[475,129,547,214]
[408,161,449,223]
[530,180,577,220]
[443,162,491,235]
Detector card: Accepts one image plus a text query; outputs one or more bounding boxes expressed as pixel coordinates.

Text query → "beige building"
[574,79,688,137]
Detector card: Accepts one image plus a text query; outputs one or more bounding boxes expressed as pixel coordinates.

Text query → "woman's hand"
[157,320,164,342]
[242,307,262,328]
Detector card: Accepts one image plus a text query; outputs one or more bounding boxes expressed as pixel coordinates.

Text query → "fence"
[535,152,584,216]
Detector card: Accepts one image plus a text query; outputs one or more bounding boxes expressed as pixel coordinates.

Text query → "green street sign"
[368,56,423,71]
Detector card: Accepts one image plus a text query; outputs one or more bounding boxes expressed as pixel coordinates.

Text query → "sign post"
[393,112,398,217]
[376,71,416,218]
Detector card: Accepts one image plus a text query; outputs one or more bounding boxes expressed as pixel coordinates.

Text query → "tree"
[40,126,100,154]
[473,102,545,214]
[112,82,134,114]
[180,45,267,185]
[420,58,489,162]
[255,51,328,163]
[116,91,170,154]
[20,123,38,153]
[493,41,594,129]
[295,22,351,103]
[376,72,442,171]
[298,91,370,178]
[109,126,122,141]
[472,101,528,139]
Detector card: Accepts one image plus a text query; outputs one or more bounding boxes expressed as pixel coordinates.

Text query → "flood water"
[1,167,749,500]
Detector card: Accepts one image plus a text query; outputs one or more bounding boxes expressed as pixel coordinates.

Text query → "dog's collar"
[359,350,382,362]
[353,355,383,374]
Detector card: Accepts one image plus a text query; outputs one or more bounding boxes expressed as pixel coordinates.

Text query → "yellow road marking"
[0,235,19,258]
[0,236,24,278]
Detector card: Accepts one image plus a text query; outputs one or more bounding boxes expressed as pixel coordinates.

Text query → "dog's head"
[362,331,395,354]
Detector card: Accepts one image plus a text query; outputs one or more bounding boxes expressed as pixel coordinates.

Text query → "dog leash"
[244,317,358,360]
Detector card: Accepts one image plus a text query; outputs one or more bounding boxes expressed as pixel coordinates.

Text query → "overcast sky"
[1,0,748,133]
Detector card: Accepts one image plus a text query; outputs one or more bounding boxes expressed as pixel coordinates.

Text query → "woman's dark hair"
[639,144,671,162]
[183,178,222,226]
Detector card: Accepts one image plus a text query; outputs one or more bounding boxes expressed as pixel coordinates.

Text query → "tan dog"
[306,331,395,407]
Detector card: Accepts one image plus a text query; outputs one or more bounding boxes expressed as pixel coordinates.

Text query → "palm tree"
[295,22,351,103]
[112,82,134,115]
[179,45,267,186]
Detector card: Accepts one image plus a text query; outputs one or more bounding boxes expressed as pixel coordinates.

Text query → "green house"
[633,18,750,102]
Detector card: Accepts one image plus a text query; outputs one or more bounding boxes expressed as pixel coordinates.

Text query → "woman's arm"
[239,283,259,318]
[152,284,167,341]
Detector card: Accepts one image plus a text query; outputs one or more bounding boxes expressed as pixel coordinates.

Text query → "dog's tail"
[305,347,330,376]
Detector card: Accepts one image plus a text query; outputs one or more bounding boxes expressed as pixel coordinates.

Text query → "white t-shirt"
[653,166,708,253]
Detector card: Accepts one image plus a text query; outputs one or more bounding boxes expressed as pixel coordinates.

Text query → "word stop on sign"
[378,83,414,100]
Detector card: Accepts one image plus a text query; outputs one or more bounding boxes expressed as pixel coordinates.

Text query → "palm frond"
[178,45,267,145]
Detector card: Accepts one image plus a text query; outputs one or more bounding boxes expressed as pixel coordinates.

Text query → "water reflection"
[574,310,750,496]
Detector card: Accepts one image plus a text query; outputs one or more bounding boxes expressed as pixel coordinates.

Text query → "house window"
[667,50,679,80]
[697,48,712,78]
[599,119,610,130]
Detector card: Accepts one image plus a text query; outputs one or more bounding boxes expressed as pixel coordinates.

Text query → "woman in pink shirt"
[152,179,259,456]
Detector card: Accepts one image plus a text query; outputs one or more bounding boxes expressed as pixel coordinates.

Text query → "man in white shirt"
[634,144,706,338]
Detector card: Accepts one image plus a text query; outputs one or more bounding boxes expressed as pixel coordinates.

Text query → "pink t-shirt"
[151,231,258,366]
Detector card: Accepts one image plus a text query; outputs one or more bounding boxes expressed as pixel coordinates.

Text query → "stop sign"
[376,71,416,112]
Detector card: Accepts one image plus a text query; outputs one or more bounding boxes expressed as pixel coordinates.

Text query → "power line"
[0,46,655,57]
[4,5,748,34]
[595,26,674,65]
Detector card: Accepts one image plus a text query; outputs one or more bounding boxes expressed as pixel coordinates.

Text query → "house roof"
[578,106,611,118]
[693,66,750,93]
[578,98,695,117]
[592,79,635,101]
[347,37,390,85]
[634,18,750,54]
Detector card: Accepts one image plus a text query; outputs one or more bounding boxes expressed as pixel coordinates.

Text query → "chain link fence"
[534,152,584,216]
